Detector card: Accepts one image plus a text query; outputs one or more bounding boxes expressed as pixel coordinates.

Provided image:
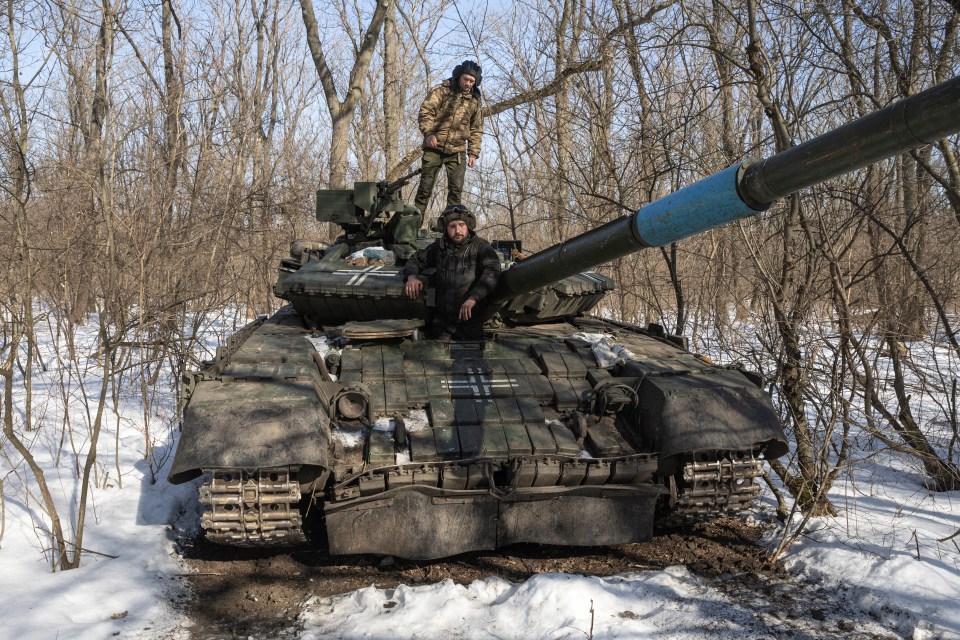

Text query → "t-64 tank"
[169,77,960,560]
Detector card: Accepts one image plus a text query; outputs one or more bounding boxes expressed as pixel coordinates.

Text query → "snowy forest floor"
[2,310,959,639]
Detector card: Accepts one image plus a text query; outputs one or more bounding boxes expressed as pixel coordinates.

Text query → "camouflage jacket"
[418,80,483,158]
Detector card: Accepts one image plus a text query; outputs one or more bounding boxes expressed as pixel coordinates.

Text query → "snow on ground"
[0,460,194,640]
[299,568,760,640]
[1,311,958,639]
[780,466,960,637]
[295,463,960,640]
[0,309,249,639]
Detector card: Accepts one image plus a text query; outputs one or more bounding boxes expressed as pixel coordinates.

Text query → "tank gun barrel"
[491,75,960,303]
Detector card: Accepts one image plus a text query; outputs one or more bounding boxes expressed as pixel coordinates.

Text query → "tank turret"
[170,77,960,560]
[273,169,430,325]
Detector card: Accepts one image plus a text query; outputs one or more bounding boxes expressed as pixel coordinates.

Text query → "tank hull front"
[170,306,786,557]
[324,484,663,560]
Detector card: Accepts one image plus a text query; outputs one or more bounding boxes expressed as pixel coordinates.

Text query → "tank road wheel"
[656,449,765,528]
[199,466,307,547]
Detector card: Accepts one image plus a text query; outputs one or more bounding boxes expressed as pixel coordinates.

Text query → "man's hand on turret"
[459,298,477,320]
[405,276,423,299]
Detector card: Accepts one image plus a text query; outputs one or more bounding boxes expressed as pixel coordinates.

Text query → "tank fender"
[168,379,332,484]
[631,369,788,474]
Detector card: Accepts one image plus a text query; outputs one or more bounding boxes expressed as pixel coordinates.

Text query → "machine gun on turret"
[314,168,424,245]
[376,167,423,210]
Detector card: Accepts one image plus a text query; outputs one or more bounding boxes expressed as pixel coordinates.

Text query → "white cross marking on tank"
[332,266,401,286]
[470,367,489,396]
[443,370,515,397]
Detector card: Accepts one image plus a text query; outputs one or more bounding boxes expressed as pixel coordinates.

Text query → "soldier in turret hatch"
[403,204,500,341]
[413,60,483,216]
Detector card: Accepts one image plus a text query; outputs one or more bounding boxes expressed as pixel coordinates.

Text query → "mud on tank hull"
[169,306,787,560]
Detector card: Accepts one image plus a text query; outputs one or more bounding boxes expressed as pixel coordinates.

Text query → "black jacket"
[403,232,500,319]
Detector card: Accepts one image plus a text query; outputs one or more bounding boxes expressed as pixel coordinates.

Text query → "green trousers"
[414,149,467,216]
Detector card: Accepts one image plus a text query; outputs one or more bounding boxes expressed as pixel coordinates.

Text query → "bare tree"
[300,0,389,188]
[0,0,75,571]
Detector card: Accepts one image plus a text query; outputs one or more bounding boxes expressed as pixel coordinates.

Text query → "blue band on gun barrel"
[632,164,756,247]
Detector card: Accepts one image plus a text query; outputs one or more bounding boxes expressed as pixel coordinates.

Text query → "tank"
[169,77,960,560]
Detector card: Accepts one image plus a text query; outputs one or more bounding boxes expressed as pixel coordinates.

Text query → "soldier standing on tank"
[403,204,500,341]
[413,60,483,216]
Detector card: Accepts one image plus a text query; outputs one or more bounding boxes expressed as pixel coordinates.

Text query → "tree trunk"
[382,2,400,173]
[299,0,389,188]
[161,0,183,205]
[744,0,835,516]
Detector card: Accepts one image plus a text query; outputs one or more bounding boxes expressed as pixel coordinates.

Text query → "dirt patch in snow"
[176,518,789,639]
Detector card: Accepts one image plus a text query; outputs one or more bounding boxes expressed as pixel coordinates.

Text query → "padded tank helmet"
[452,59,482,86]
[437,204,476,231]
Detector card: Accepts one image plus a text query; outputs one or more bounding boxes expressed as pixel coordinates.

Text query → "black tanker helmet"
[452,60,482,87]
[438,204,477,231]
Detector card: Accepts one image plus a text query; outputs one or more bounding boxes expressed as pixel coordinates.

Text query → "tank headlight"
[336,389,368,420]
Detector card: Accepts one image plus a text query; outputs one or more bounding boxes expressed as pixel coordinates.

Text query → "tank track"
[199,466,307,547]
[658,448,765,527]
